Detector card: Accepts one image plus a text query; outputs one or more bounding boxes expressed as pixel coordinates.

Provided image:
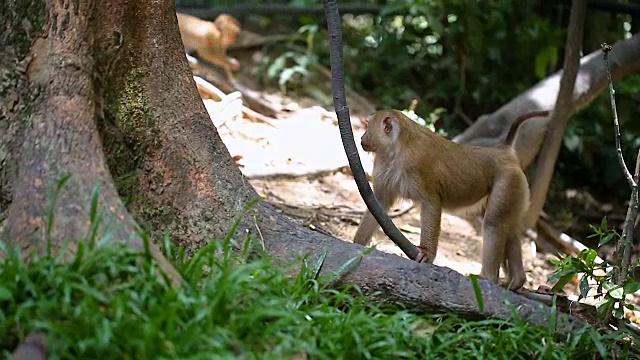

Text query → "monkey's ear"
[382,117,393,134]
[382,116,400,141]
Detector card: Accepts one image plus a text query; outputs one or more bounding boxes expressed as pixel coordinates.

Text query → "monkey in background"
[176,12,241,73]
[354,109,550,290]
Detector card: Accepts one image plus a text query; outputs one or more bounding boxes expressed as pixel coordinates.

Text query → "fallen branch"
[186,54,280,118]
[453,33,640,171]
[193,75,279,128]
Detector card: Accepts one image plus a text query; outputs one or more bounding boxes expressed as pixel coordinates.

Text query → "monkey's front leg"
[353,181,398,246]
[415,200,442,263]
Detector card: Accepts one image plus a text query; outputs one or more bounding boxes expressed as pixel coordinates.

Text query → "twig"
[253,212,266,251]
[603,44,635,188]
[602,42,639,288]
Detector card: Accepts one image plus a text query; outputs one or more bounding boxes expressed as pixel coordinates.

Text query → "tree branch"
[322,0,418,260]
[525,0,588,229]
[177,3,381,20]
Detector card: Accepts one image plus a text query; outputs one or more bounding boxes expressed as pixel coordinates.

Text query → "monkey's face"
[361,132,373,152]
[215,14,240,46]
[360,111,399,153]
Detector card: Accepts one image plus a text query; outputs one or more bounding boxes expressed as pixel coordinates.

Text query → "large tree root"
[255,203,589,333]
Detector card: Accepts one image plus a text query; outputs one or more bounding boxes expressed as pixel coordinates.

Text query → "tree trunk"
[0,0,180,284]
[525,0,587,228]
[452,32,640,171]
[0,0,590,350]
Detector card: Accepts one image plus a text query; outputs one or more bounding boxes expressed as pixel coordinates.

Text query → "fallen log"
[257,203,590,333]
[453,32,640,171]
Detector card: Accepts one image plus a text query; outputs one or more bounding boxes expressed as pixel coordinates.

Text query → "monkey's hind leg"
[479,175,527,285]
[502,233,526,290]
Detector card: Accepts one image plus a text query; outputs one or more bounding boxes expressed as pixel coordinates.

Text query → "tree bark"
[452,32,640,171]
[0,0,591,351]
[94,0,259,256]
[0,0,180,285]
[525,0,587,228]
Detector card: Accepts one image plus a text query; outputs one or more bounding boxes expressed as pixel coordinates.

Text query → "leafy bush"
[550,217,640,322]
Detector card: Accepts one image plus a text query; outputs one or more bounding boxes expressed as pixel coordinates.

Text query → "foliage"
[338,0,564,133]
[549,217,640,322]
[0,230,624,359]
[402,106,448,136]
[255,24,322,94]
[559,74,640,200]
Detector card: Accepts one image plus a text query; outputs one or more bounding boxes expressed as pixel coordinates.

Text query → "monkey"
[353,109,550,291]
[176,12,241,74]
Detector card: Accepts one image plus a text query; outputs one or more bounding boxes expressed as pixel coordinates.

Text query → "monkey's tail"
[503,110,551,147]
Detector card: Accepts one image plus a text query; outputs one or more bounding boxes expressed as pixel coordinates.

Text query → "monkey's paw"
[414,246,435,263]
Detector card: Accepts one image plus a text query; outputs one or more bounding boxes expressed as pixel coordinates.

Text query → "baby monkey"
[354,109,550,290]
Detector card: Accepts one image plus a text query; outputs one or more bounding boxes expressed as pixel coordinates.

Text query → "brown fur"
[176,12,240,72]
[353,109,547,290]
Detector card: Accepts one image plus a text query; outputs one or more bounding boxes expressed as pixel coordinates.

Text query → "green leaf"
[599,232,615,246]
[551,273,574,292]
[0,286,12,301]
[602,280,617,291]
[600,217,608,231]
[534,46,557,79]
[579,275,590,298]
[608,286,624,300]
[583,249,598,266]
[469,274,484,313]
[312,250,328,281]
[589,330,607,358]
[623,280,640,294]
[613,306,625,319]
[548,268,576,282]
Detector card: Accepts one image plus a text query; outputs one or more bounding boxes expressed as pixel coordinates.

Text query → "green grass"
[0,232,632,360]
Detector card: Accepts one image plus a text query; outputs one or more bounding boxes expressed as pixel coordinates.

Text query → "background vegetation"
[178,0,640,237]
